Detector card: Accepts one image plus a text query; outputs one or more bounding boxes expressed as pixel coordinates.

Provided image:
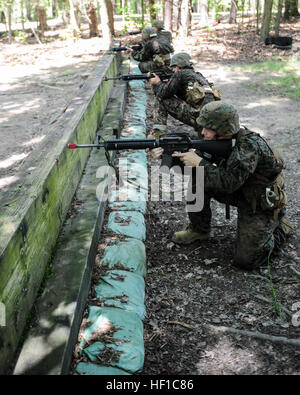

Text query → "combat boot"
[172,228,210,245]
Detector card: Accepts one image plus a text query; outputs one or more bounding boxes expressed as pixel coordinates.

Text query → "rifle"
[111,44,143,52]
[68,133,234,170]
[103,71,173,82]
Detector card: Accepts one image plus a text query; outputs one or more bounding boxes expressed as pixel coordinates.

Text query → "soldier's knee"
[234,240,274,270]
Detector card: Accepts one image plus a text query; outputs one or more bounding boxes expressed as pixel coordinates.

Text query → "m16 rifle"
[111,44,143,52]
[68,133,234,170]
[103,71,173,82]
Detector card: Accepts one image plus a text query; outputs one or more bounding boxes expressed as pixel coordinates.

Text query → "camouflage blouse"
[153,68,211,102]
[132,38,172,62]
[200,128,283,198]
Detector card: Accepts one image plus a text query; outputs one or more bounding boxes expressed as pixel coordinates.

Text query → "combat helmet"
[142,26,157,41]
[170,53,192,68]
[196,101,240,136]
[152,20,165,30]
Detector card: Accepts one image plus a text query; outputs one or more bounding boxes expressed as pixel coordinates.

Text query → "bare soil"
[1,17,300,375]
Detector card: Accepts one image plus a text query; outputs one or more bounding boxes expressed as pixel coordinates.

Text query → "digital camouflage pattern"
[188,124,291,269]
[132,34,173,73]
[196,101,240,136]
[152,67,215,132]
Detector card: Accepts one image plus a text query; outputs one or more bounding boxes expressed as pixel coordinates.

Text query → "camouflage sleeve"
[153,71,182,99]
[132,42,152,62]
[200,138,260,194]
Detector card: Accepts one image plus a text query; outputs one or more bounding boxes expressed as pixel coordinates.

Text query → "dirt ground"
[140,19,300,375]
[1,16,300,375]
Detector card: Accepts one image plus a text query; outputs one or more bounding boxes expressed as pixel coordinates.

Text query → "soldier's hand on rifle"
[149,73,161,86]
[146,147,164,160]
[172,150,203,167]
[126,47,133,54]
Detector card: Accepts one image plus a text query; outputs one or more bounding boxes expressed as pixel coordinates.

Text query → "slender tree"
[99,0,112,42]
[199,0,208,27]
[69,0,81,37]
[165,0,173,31]
[274,0,283,36]
[260,0,273,40]
[229,0,238,23]
[86,1,99,37]
[290,0,299,15]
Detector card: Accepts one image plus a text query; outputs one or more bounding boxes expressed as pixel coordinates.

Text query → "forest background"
[0,0,299,44]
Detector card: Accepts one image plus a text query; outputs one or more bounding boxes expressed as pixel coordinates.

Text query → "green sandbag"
[94,270,145,319]
[76,362,131,375]
[82,342,142,373]
[98,239,146,277]
[107,211,145,241]
[80,306,144,373]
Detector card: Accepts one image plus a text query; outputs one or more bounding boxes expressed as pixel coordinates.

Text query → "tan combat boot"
[172,228,210,245]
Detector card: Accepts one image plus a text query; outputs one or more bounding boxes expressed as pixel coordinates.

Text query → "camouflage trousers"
[188,190,290,270]
[153,93,214,132]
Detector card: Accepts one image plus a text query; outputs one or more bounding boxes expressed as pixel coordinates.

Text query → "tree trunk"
[199,0,209,27]
[21,0,25,30]
[283,0,290,19]
[229,0,238,23]
[165,0,173,31]
[25,0,32,21]
[290,0,300,15]
[173,0,182,33]
[178,0,191,36]
[69,0,81,37]
[141,0,145,25]
[52,0,58,17]
[260,0,273,40]
[99,0,112,42]
[106,0,115,36]
[256,0,260,34]
[5,2,13,43]
[86,1,99,37]
[36,6,48,36]
[274,0,283,36]
[149,0,157,21]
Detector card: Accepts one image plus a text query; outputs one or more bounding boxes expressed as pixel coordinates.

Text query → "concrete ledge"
[12,67,129,375]
[0,51,122,374]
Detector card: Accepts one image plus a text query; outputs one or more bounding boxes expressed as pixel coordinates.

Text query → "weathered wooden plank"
[0,52,119,374]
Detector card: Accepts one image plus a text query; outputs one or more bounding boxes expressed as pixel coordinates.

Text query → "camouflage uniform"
[152,54,218,134]
[132,27,173,73]
[187,102,292,269]
[152,20,174,49]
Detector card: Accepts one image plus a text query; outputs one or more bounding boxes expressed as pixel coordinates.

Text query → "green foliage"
[238,57,300,101]
[13,30,29,44]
